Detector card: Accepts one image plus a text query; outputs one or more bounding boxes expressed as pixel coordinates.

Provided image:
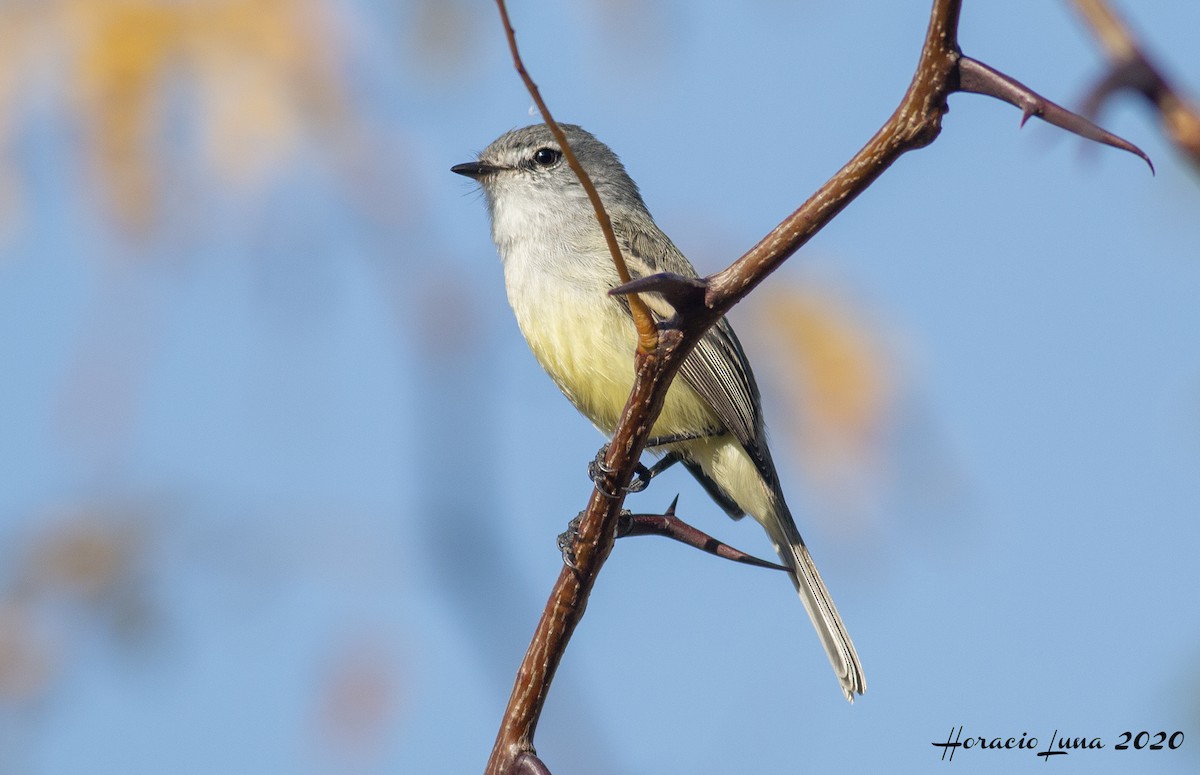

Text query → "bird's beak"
[451,161,502,179]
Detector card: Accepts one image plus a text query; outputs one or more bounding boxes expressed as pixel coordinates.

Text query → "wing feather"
[616,220,772,478]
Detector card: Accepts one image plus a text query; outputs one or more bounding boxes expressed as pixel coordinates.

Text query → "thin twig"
[493,0,657,352]
[618,497,791,572]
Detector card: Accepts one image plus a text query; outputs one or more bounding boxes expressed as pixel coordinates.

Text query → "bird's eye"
[532,148,561,167]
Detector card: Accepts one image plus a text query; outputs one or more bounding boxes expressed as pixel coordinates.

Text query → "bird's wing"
[617,221,770,474]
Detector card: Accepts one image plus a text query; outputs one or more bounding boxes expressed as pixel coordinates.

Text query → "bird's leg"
[643,430,719,449]
[590,430,723,496]
[624,429,723,492]
[587,443,659,497]
[623,454,677,493]
[588,444,677,496]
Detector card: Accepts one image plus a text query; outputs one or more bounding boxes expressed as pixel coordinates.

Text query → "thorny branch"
[617,496,790,572]
[1070,0,1200,171]
[484,1,1148,773]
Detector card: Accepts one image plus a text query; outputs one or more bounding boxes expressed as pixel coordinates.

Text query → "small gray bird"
[453,124,865,702]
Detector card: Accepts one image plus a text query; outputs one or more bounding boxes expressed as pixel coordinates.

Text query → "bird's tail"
[763,499,866,703]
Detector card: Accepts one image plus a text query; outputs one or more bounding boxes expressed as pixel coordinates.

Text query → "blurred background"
[0,1,1197,773]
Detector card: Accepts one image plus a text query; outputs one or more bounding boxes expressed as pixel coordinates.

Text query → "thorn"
[665,494,680,517]
[610,272,709,313]
[957,55,1153,174]
[512,752,552,775]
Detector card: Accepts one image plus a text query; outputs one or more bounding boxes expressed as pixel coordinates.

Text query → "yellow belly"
[512,280,719,439]
[508,272,775,524]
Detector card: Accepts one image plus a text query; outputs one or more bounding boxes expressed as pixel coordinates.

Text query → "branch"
[957,56,1152,170]
[1070,0,1200,171]
[485,1,1149,773]
[618,496,791,572]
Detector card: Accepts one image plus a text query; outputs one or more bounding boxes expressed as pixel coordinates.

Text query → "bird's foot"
[556,512,583,569]
[587,444,654,497]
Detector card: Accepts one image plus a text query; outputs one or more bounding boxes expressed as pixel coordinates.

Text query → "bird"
[452,123,865,702]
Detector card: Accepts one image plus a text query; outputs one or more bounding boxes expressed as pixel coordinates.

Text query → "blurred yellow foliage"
[752,284,898,532]
[28,509,139,601]
[0,0,348,232]
[760,286,892,454]
[0,504,149,707]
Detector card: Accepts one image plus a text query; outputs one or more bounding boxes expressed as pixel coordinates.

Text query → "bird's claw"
[625,463,652,493]
[587,444,651,497]
[557,513,583,569]
[587,444,615,481]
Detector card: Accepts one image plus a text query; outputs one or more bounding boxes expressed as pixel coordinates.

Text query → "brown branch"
[957,56,1152,170]
[493,0,657,352]
[618,497,791,572]
[486,333,679,775]
[701,0,963,309]
[1070,0,1200,171]
[485,0,1148,772]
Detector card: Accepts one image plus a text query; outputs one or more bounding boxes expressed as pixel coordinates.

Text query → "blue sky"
[0,2,1198,773]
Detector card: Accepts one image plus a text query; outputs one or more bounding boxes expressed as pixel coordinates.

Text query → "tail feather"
[765,509,866,703]
[682,436,864,701]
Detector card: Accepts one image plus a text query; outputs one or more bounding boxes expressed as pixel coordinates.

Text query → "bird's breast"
[501,242,719,439]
